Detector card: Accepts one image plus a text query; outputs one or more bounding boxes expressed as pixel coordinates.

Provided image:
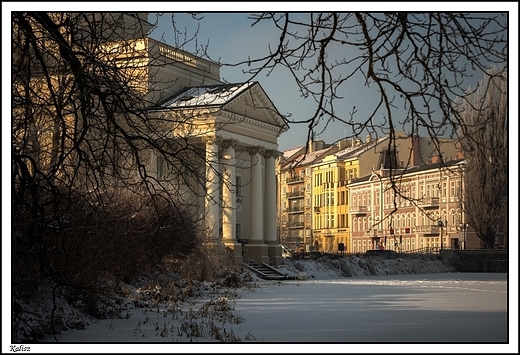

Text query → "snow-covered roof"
[285,146,337,169]
[335,135,389,160]
[283,146,304,160]
[157,82,254,109]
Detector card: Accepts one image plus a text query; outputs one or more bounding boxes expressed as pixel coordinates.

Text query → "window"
[157,154,165,179]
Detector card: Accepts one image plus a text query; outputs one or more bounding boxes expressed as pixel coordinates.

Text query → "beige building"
[18,13,289,266]
[142,45,288,264]
[348,158,479,253]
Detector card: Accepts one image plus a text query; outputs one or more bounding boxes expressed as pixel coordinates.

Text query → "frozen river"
[39,272,512,353]
[232,273,509,345]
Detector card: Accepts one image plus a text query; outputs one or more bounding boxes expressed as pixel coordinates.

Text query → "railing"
[349,206,368,214]
[402,247,440,254]
[158,43,212,72]
[286,191,304,198]
[415,225,441,234]
[287,206,304,213]
[287,221,304,228]
[417,197,440,207]
[286,176,304,184]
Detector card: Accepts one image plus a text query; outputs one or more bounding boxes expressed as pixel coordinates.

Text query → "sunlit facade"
[348,157,479,253]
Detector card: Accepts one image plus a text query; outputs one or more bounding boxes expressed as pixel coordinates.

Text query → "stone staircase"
[243,262,296,280]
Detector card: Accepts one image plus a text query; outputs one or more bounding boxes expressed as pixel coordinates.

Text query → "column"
[221,139,237,244]
[249,146,264,243]
[203,136,219,240]
[263,150,277,244]
[245,146,269,264]
[264,150,283,265]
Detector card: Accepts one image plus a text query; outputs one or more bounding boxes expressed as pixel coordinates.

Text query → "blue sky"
[149,12,346,151]
[3,3,517,154]
[148,12,405,151]
[145,9,516,152]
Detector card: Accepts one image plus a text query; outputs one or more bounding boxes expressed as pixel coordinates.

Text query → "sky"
[2,4,517,153]
[34,260,513,352]
[136,6,517,152]
[5,3,514,153]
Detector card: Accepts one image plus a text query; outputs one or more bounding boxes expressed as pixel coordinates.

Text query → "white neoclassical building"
[102,14,289,265]
[148,81,287,266]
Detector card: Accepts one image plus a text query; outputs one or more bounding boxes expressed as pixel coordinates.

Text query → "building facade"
[277,132,462,254]
[277,141,337,251]
[348,158,479,253]
[17,13,289,266]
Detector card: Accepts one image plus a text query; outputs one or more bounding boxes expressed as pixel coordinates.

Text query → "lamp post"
[460,222,468,250]
[438,219,444,250]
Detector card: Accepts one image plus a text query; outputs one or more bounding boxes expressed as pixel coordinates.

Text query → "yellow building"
[277,141,338,252]
[309,132,461,254]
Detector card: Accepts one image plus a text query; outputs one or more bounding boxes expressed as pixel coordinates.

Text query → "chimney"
[308,140,314,153]
[411,135,421,166]
[431,155,442,164]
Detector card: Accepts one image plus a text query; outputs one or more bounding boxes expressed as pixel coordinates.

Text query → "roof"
[335,136,389,160]
[349,158,466,185]
[282,146,305,160]
[282,145,338,170]
[156,82,254,109]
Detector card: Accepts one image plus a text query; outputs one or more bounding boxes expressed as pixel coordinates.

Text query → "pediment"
[222,82,288,132]
[155,81,288,134]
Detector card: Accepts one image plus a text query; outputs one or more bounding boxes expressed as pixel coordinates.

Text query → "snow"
[159,82,253,108]
[12,255,516,353]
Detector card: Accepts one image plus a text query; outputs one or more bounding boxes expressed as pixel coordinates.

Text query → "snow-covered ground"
[9,255,517,353]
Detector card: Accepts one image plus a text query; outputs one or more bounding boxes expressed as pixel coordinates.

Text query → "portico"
[202,134,284,265]
[156,81,288,265]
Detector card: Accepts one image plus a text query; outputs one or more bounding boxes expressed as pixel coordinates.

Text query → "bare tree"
[456,66,507,248]
[172,12,508,232]
[180,12,507,161]
[11,12,218,330]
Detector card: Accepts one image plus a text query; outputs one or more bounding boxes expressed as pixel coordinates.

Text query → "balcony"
[417,197,440,208]
[286,191,304,199]
[415,225,441,234]
[349,206,368,215]
[287,221,304,229]
[286,176,304,184]
[322,182,334,189]
[288,206,304,214]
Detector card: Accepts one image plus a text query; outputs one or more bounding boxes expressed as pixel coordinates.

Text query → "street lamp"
[437,219,444,250]
[459,222,468,250]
